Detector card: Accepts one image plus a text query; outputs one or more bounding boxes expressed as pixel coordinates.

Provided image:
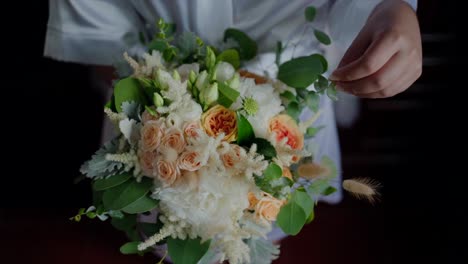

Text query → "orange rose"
[178,151,203,171]
[256,193,285,221]
[155,159,180,186]
[138,150,157,177]
[221,145,244,168]
[161,127,186,153]
[183,121,202,139]
[202,105,237,142]
[141,121,165,152]
[269,114,304,150]
[282,167,293,180]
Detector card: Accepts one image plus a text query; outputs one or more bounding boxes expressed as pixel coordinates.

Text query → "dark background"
[1,1,463,263]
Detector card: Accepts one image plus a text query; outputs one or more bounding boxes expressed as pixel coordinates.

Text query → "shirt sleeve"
[44,0,144,66]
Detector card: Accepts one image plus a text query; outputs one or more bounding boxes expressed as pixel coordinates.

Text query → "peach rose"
[178,151,203,171]
[141,121,165,152]
[282,167,293,180]
[255,193,285,221]
[221,145,244,168]
[155,159,180,186]
[183,121,202,138]
[138,150,157,177]
[202,105,237,142]
[269,114,304,150]
[141,108,159,123]
[247,192,259,210]
[161,127,186,153]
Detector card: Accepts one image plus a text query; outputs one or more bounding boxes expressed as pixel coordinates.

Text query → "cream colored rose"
[140,121,164,152]
[178,151,203,171]
[141,108,159,124]
[222,144,244,168]
[155,159,180,186]
[183,121,202,139]
[138,150,157,177]
[255,193,285,221]
[161,127,186,153]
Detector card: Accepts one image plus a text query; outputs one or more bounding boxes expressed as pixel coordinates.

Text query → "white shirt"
[44,0,417,205]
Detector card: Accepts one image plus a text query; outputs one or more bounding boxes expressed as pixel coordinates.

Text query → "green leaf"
[315,75,329,93]
[293,190,314,218]
[275,41,283,66]
[217,49,240,69]
[307,179,330,196]
[287,102,300,121]
[305,6,317,22]
[93,173,132,191]
[236,113,255,146]
[114,77,148,112]
[278,55,324,89]
[251,138,277,160]
[120,241,141,255]
[122,195,158,214]
[305,92,319,112]
[280,91,297,103]
[264,163,282,180]
[306,208,315,223]
[217,82,240,108]
[310,54,328,73]
[326,85,338,101]
[111,214,137,232]
[92,190,103,206]
[323,186,337,196]
[314,29,331,45]
[148,40,169,53]
[103,178,153,211]
[139,222,163,238]
[177,32,198,60]
[108,210,124,219]
[224,28,258,60]
[305,126,324,138]
[167,237,211,264]
[276,199,307,235]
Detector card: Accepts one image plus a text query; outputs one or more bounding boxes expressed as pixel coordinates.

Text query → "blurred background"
[1,1,462,263]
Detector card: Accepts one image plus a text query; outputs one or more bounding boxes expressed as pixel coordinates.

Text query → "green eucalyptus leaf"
[103,178,153,211]
[326,85,338,101]
[120,241,141,255]
[276,199,306,235]
[305,92,320,112]
[305,6,317,22]
[122,195,159,214]
[264,163,282,180]
[114,77,148,112]
[293,189,314,218]
[305,126,324,138]
[278,55,324,89]
[217,49,241,69]
[287,102,301,121]
[167,237,211,264]
[280,91,297,103]
[223,28,258,60]
[250,138,277,160]
[217,82,240,108]
[314,29,331,45]
[93,173,132,191]
[237,113,255,146]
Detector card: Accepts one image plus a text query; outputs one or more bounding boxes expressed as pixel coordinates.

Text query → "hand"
[330,0,422,98]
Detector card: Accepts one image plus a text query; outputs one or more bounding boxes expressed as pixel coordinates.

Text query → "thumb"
[331,28,371,80]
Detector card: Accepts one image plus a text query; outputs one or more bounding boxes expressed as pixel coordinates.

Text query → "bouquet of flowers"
[73,7,378,264]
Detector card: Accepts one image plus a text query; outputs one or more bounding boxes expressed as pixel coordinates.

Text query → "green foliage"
[305,6,317,22]
[305,126,324,138]
[223,28,257,60]
[93,172,132,191]
[102,178,153,211]
[217,49,241,69]
[286,102,300,121]
[251,138,277,160]
[314,29,331,45]
[236,113,255,146]
[121,195,159,214]
[278,55,324,89]
[167,237,211,264]
[276,189,314,235]
[217,82,240,108]
[120,241,141,255]
[114,77,148,112]
[305,92,319,112]
[80,139,124,179]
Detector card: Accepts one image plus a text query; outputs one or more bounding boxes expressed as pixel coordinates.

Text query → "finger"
[357,65,418,98]
[337,28,372,68]
[336,52,407,95]
[330,31,400,82]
